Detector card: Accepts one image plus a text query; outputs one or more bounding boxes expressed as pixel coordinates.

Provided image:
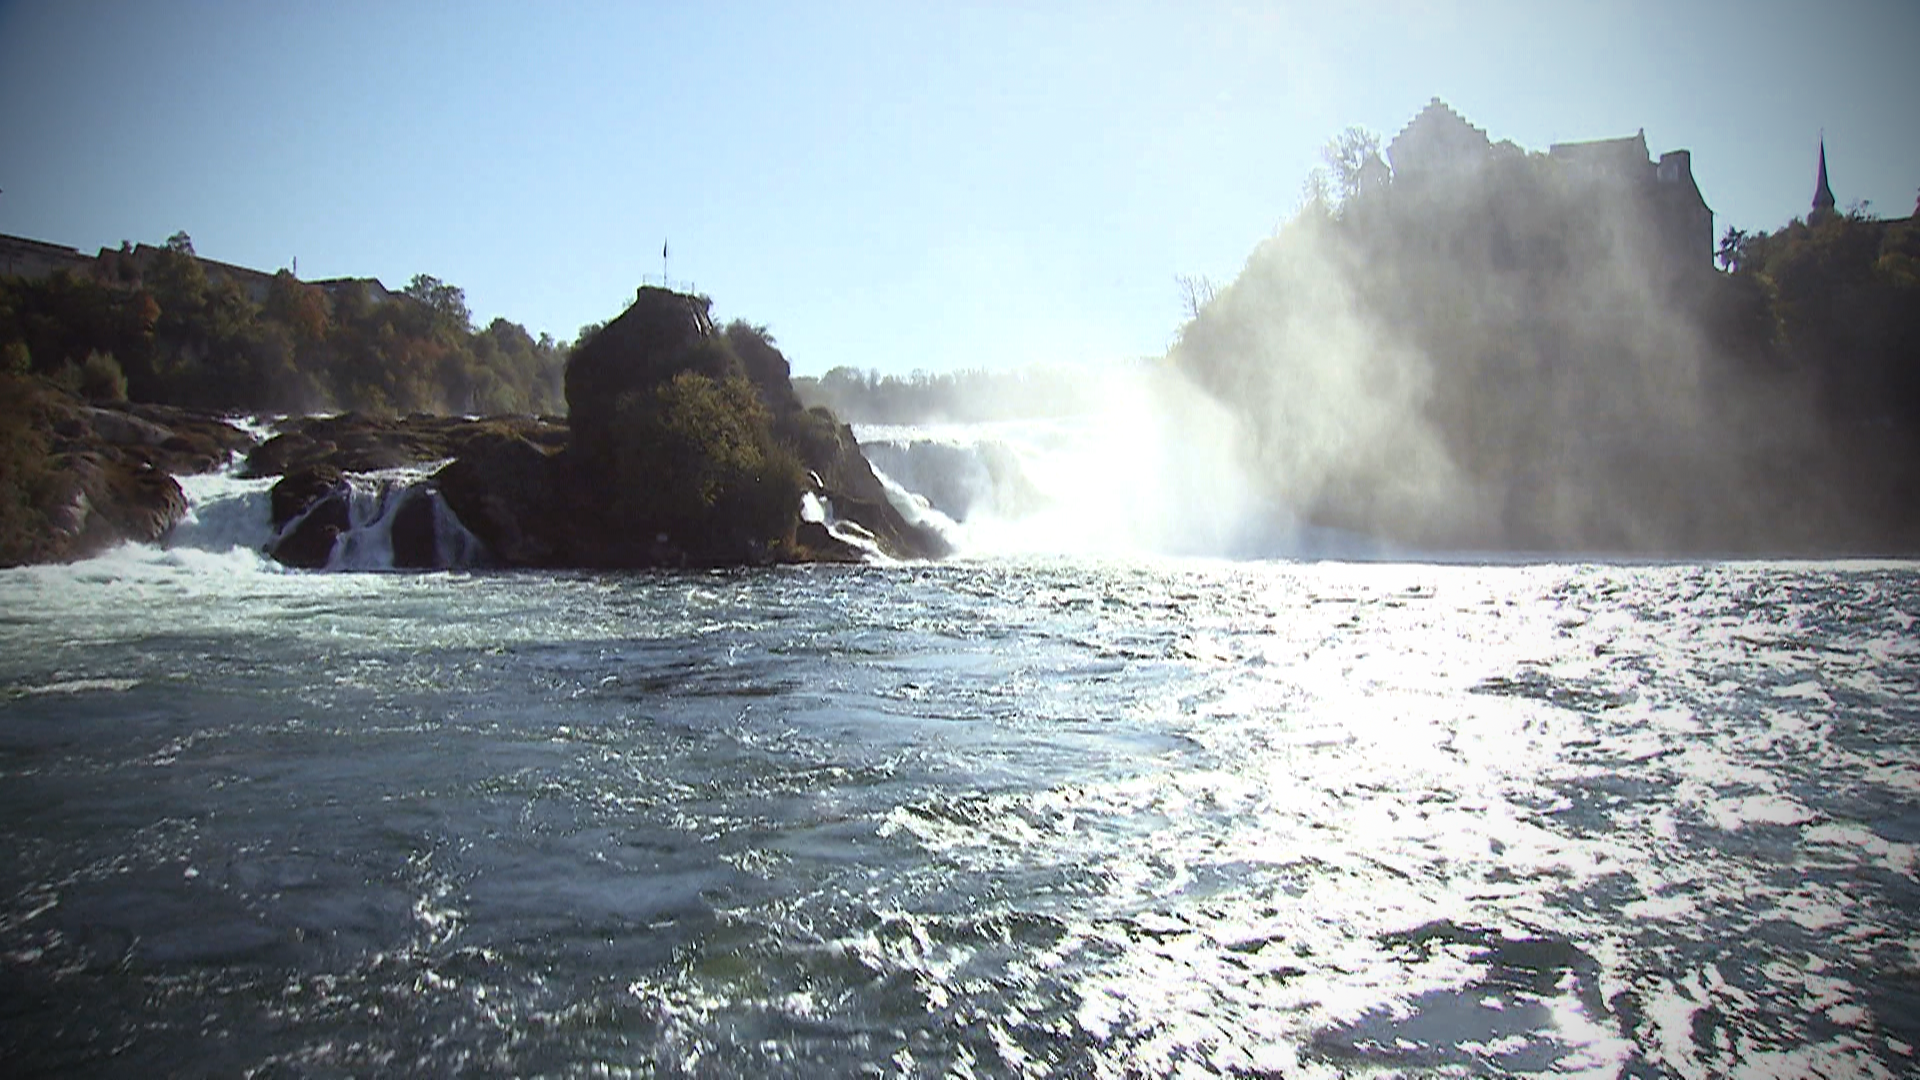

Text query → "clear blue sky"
[2,0,1914,376]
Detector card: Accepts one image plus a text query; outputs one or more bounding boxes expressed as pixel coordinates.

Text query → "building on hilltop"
[313,276,403,307]
[1383,98,1713,271]
[94,243,280,303]
[1547,129,1654,177]
[1386,98,1491,181]
[0,234,95,280]
[1548,130,1713,268]
[1385,97,1525,183]
[0,233,408,311]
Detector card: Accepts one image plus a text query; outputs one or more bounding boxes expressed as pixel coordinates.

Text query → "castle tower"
[1810,137,1836,224]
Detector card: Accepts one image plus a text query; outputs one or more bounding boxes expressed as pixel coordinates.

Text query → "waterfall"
[323,475,490,571]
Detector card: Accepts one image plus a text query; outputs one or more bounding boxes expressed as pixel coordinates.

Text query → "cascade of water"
[802,490,892,561]
[870,466,965,552]
[328,479,404,570]
[169,471,279,555]
[852,371,1391,561]
[324,475,490,571]
[430,489,489,568]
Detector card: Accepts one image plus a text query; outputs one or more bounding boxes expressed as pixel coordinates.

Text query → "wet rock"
[42,452,189,557]
[560,288,948,565]
[564,287,716,475]
[265,465,350,569]
[435,434,565,567]
[801,418,951,560]
[244,413,566,479]
[389,489,441,569]
[792,520,867,563]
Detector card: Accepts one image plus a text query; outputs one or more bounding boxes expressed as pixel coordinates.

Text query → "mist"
[820,112,1917,560]
[1160,132,1864,557]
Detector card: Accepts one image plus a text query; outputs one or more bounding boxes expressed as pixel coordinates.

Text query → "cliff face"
[564,287,717,478]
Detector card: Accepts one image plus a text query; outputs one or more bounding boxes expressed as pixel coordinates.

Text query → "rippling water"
[2,551,1917,1077]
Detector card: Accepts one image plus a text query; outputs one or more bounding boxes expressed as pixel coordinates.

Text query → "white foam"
[801,490,893,563]
[853,370,1396,561]
[170,471,278,555]
[323,473,487,571]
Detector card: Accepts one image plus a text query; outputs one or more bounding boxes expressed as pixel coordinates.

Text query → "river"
[1,451,1917,1076]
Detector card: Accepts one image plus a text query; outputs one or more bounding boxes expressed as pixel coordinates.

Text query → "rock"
[792,520,867,563]
[38,452,189,559]
[564,287,717,474]
[389,489,440,569]
[265,465,350,569]
[435,435,567,567]
[800,416,951,560]
[83,407,175,448]
[105,402,256,474]
[557,289,948,565]
[244,412,566,478]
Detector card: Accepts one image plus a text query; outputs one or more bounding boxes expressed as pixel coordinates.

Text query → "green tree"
[265,270,331,343]
[611,371,803,551]
[403,273,471,332]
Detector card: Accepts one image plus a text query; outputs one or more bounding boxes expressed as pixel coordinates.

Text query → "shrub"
[80,350,128,401]
[0,374,56,565]
[610,371,804,552]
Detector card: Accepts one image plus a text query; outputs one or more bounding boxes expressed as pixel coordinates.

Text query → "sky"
[1,0,1914,377]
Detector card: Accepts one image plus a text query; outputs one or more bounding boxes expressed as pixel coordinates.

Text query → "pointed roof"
[1812,138,1836,216]
[1386,97,1492,179]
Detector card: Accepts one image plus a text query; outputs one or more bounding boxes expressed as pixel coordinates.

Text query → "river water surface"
[2,538,1918,1076]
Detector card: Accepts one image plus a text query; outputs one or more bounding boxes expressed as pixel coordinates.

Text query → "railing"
[636,273,699,294]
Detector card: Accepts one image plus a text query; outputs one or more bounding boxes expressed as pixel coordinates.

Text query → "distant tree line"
[793,365,1107,424]
[0,235,568,416]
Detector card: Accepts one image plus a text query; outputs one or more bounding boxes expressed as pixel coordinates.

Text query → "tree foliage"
[1732,211,1920,422]
[611,371,803,546]
[0,238,569,415]
[403,273,472,332]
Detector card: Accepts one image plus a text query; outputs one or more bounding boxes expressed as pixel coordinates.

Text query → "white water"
[325,467,489,571]
[856,371,1388,561]
[801,487,896,562]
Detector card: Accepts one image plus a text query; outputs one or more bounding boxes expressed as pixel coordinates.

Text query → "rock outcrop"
[244,412,567,478]
[0,375,254,566]
[532,286,947,567]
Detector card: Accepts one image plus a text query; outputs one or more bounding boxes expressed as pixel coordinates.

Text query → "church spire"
[1811,136,1836,223]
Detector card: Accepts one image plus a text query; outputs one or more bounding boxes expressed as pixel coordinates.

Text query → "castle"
[1383,98,1714,271]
